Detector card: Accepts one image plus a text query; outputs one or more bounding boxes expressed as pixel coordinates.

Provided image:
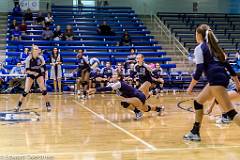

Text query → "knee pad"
[194,100,203,110]
[152,89,157,95]
[227,109,238,120]
[121,101,130,108]
[22,91,28,97]
[42,90,47,96]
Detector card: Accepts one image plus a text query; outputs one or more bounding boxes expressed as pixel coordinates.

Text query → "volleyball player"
[151,63,164,96]
[183,24,240,141]
[88,72,164,120]
[133,54,154,92]
[15,45,51,112]
[100,62,114,87]
[75,49,90,97]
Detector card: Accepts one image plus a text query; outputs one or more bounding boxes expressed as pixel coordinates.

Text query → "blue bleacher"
[5,5,178,91]
[157,12,240,52]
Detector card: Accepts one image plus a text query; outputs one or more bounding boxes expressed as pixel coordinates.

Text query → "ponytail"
[207,30,226,62]
[196,24,226,62]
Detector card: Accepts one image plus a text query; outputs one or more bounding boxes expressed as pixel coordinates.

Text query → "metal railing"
[149,14,194,71]
[152,15,188,58]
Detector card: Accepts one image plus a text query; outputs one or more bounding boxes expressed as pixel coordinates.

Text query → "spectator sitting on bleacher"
[124,63,136,86]
[24,8,33,21]
[12,4,22,17]
[0,63,8,90]
[11,26,21,41]
[10,62,25,75]
[100,62,114,87]
[127,48,136,63]
[18,19,27,35]
[45,12,54,27]
[119,31,132,46]
[9,19,18,30]
[89,67,102,88]
[8,62,25,93]
[97,21,115,36]
[20,48,30,62]
[63,25,74,41]
[152,63,164,93]
[53,25,63,41]
[42,26,54,40]
[35,11,45,26]
[115,63,125,75]
[109,54,117,66]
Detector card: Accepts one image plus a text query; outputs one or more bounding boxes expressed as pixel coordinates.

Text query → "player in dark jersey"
[124,63,136,87]
[183,24,240,141]
[88,72,164,120]
[75,49,90,97]
[134,54,155,88]
[89,67,102,88]
[134,54,153,86]
[151,63,164,96]
[100,62,114,87]
[15,45,51,112]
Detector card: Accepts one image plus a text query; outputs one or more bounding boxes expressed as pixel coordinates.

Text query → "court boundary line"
[2,145,240,156]
[73,100,157,151]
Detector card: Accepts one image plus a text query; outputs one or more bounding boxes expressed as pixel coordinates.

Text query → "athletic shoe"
[183,132,201,141]
[156,105,165,116]
[80,94,88,100]
[46,102,51,112]
[15,106,21,112]
[134,111,143,120]
[216,116,231,124]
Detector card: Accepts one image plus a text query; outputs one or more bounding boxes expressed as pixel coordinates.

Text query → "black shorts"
[27,73,43,80]
[77,67,90,77]
[207,67,229,88]
[134,90,146,104]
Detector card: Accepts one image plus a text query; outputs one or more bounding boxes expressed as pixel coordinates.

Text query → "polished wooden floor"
[0,92,240,160]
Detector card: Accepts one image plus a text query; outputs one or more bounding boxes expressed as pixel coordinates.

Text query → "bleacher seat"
[5,5,178,91]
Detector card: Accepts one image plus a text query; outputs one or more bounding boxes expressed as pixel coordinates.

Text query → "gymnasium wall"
[0,0,239,13]
[107,0,239,14]
[0,0,14,12]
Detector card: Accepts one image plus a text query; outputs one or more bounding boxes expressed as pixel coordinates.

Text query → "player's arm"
[88,81,121,94]
[187,46,204,94]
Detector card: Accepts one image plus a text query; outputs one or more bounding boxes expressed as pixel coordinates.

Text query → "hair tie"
[205,30,209,42]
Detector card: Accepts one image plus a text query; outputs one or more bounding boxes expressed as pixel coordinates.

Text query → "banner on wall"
[20,0,39,11]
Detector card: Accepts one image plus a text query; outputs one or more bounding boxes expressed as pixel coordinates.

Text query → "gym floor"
[0,93,239,160]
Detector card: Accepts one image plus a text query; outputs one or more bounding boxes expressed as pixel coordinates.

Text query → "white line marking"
[73,100,157,151]
[2,145,240,157]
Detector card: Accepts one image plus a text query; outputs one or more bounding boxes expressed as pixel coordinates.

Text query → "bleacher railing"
[150,14,194,71]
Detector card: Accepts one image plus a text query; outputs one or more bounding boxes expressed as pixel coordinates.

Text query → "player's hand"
[206,107,213,115]
[88,88,96,95]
